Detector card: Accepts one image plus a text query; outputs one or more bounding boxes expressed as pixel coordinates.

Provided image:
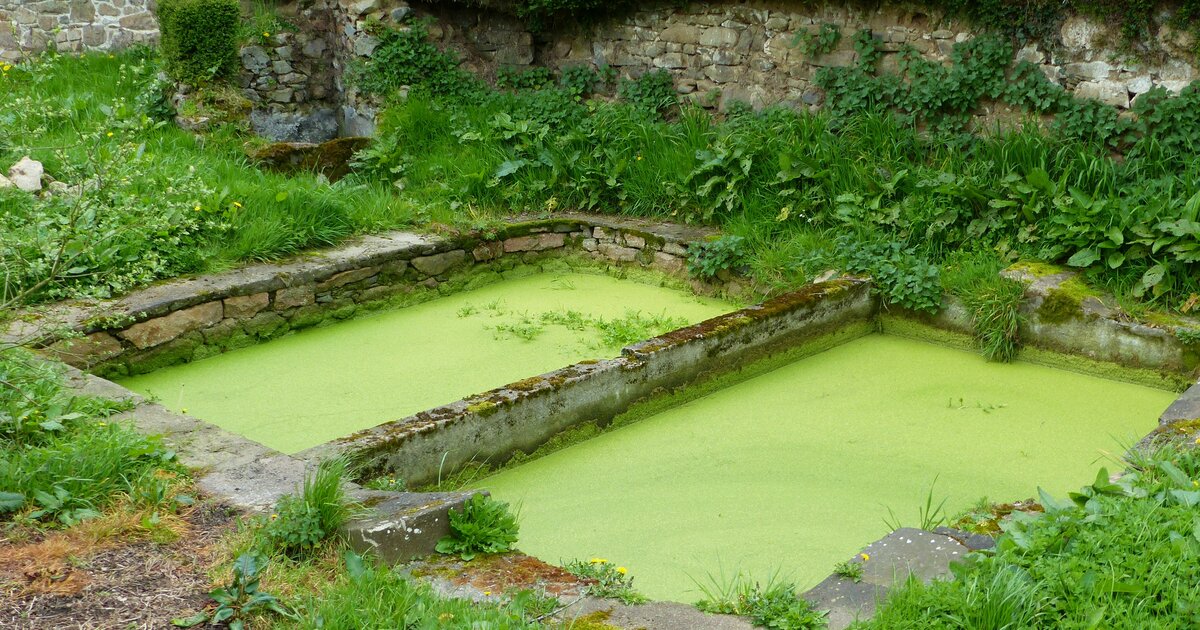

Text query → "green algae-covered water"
[118,273,731,454]
[479,334,1176,602]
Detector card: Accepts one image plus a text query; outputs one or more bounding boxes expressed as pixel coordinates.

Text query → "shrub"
[618,70,678,116]
[688,235,748,280]
[435,493,519,560]
[861,448,1200,628]
[157,0,242,84]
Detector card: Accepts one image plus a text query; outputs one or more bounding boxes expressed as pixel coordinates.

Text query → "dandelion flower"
[263,32,271,38]
[181,408,189,414]
[233,201,243,208]
[193,204,202,212]
[270,513,278,520]
[106,131,114,137]
[616,566,627,575]
[860,553,870,561]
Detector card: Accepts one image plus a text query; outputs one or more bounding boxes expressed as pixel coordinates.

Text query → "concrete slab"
[802,528,969,630]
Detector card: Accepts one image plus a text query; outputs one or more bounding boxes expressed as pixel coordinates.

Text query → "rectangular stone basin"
[116,272,733,454]
[478,333,1176,602]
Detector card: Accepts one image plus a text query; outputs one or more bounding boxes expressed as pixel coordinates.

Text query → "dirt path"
[0,503,235,629]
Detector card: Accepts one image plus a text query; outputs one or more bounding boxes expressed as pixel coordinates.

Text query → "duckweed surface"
[118,273,730,453]
[480,334,1175,602]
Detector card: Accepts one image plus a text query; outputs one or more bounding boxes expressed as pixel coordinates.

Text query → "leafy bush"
[618,70,678,116]
[839,239,942,313]
[354,19,480,98]
[435,493,519,560]
[688,235,748,280]
[860,448,1200,628]
[263,458,351,557]
[564,558,648,605]
[157,0,241,84]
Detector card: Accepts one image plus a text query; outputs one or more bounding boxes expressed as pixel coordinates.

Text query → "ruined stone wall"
[330,0,1197,123]
[0,0,158,62]
[536,2,1198,110]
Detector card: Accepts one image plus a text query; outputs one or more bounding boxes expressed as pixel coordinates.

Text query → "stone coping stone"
[802,528,969,630]
[343,490,480,564]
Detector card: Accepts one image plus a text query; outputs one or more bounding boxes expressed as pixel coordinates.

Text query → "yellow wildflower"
[233,201,243,208]
[270,513,278,520]
[263,31,271,38]
[193,204,202,212]
[106,131,114,137]
[616,566,627,575]
[859,553,870,561]
[181,408,189,414]
[484,590,492,596]
[438,613,454,622]
[97,421,107,427]
[589,557,607,564]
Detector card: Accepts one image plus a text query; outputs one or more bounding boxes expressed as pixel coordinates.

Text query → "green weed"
[435,493,520,561]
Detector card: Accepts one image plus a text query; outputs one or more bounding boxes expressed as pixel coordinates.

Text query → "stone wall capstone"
[0,0,158,62]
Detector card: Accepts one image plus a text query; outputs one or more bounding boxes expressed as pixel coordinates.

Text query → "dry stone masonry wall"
[7,217,722,377]
[0,0,157,62]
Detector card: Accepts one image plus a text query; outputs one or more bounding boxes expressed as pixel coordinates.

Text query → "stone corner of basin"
[342,489,485,565]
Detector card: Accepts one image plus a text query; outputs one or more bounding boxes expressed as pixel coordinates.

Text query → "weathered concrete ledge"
[299,279,875,487]
[7,215,739,378]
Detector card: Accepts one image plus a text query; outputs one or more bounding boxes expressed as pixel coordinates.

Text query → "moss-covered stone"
[1037,288,1085,324]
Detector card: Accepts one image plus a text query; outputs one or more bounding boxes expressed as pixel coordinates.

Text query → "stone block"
[661,24,702,44]
[503,233,566,253]
[653,252,686,275]
[699,27,739,47]
[472,241,505,262]
[623,233,647,249]
[1065,60,1113,81]
[411,250,468,276]
[243,311,288,339]
[1075,79,1129,108]
[343,491,481,564]
[118,11,156,30]
[119,302,223,350]
[275,286,315,310]
[315,266,379,292]
[223,292,270,319]
[598,243,639,262]
[43,332,124,368]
